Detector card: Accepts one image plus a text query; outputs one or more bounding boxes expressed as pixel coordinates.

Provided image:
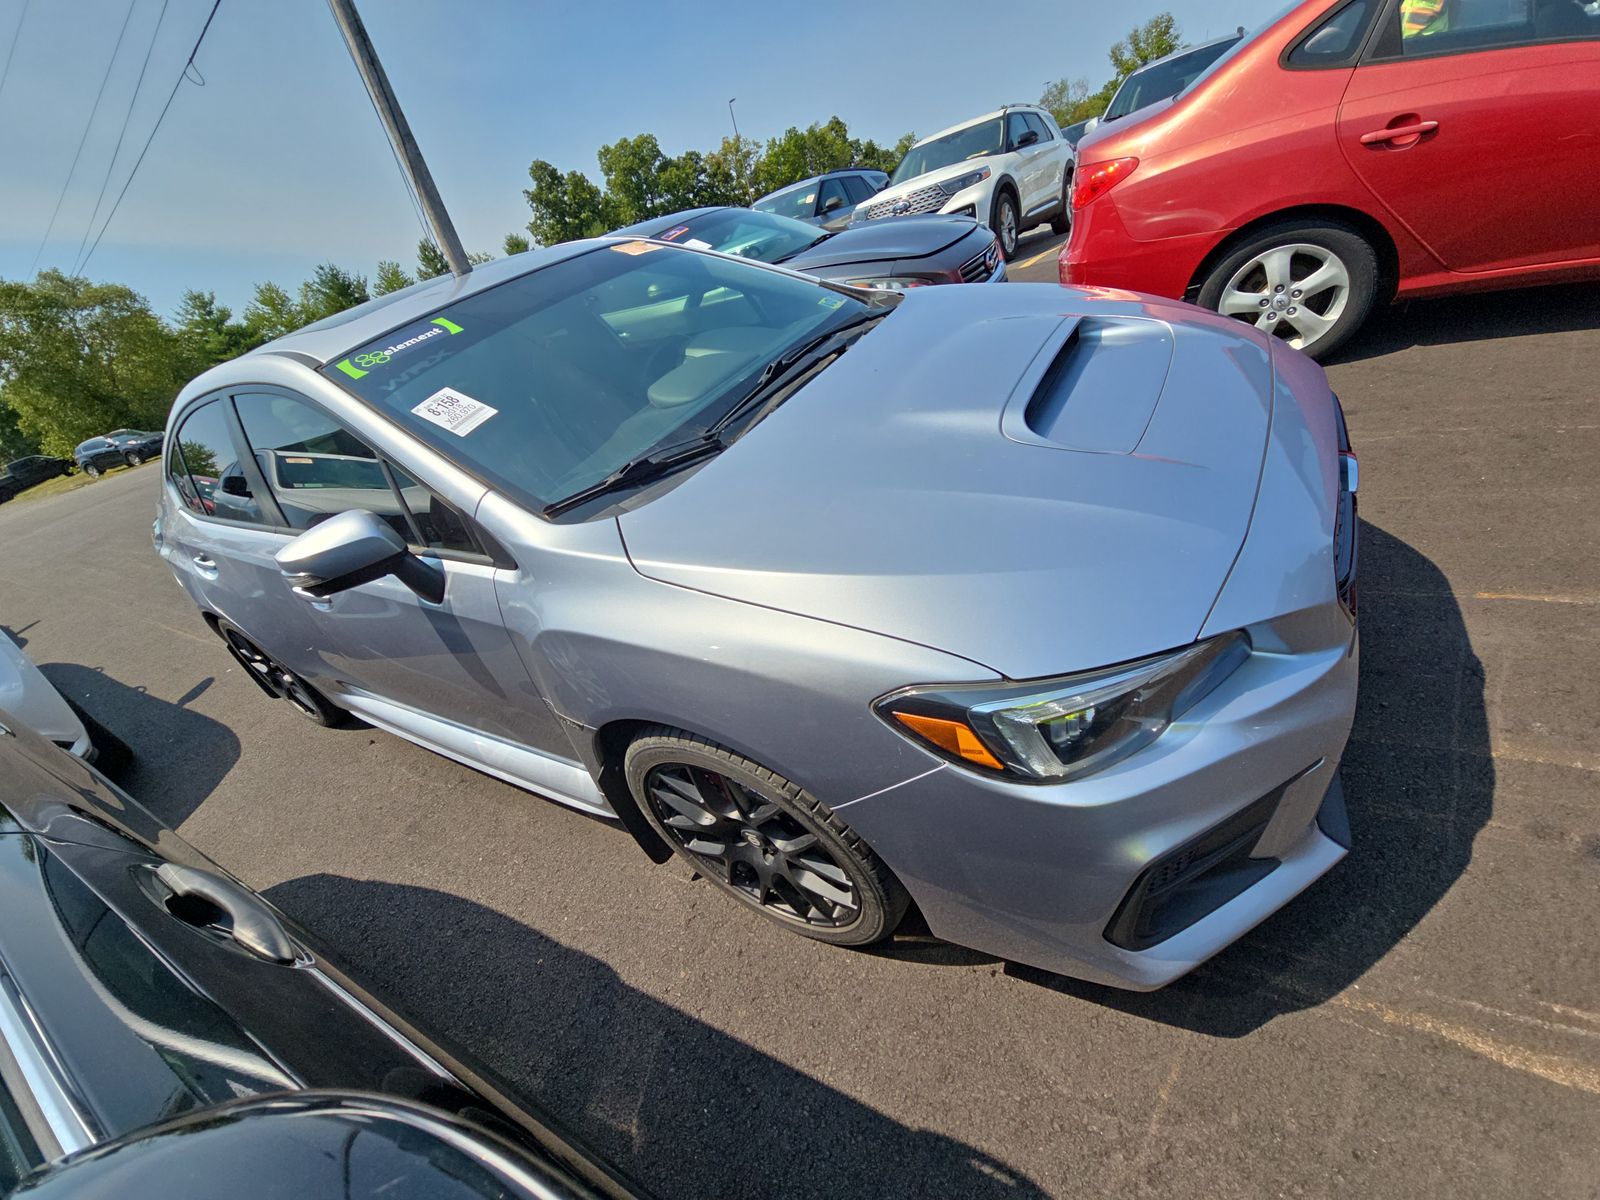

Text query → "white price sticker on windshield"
[411,387,497,437]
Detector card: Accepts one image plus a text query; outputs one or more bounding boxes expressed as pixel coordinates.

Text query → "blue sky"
[0,0,1268,318]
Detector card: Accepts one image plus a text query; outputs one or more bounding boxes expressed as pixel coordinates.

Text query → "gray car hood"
[619,284,1277,678]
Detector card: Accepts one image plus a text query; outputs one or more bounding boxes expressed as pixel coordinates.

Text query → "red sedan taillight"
[1071,157,1139,210]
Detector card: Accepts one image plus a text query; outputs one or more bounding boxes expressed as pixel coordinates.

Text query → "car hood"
[873,157,1001,204]
[618,284,1278,678]
[783,216,977,269]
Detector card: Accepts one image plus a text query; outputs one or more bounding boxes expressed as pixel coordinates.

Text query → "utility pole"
[327,0,471,277]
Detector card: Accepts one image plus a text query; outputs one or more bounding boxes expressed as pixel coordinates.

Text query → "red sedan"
[1060,0,1600,358]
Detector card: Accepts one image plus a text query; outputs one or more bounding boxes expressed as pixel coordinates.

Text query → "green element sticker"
[334,358,368,380]
[430,316,464,334]
[818,294,845,309]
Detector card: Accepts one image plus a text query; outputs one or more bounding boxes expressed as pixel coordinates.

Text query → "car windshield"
[648,209,824,264]
[890,119,1004,184]
[752,183,817,220]
[1104,37,1241,120]
[321,244,874,512]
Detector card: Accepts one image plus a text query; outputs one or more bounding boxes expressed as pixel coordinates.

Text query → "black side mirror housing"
[821,194,844,213]
[1016,129,1040,148]
[275,509,445,604]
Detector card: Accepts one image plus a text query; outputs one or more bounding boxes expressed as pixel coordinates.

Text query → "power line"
[79,0,224,273]
[0,0,33,106]
[29,0,141,277]
[72,0,174,274]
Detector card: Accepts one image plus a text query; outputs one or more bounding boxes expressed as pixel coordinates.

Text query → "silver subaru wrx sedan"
[155,239,1358,990]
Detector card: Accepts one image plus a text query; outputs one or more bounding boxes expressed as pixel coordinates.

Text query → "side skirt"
[335,689,615,819]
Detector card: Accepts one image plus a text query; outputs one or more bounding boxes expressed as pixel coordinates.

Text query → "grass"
[8,462,143,504]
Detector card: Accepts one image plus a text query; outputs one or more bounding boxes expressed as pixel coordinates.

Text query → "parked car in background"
[614,206,1004,288]
[0,718,644,1199]
[0,455,72,502]
[752,169,888,231]
[74,428,163,476]
[1062,0,1600,359]
[1059,117,1095,148]
[1099,33,1243,127]
[155,237,1357,991]
[854,105,1073,259]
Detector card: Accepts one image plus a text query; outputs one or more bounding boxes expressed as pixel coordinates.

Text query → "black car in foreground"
[0,457,72,503]
[0,715,646,1200]
[72,429,163,477]
[613,206,1004,290]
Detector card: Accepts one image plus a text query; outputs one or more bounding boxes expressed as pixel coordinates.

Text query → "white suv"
[854,105,1074,259]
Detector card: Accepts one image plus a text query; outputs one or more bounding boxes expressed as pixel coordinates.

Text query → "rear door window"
[170,399,262,524]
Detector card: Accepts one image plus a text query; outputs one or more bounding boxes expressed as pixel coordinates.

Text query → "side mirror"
[1083,116,1100,135]
[821,194,844,213]
[274,509,445,604]
[1016,129,1040,148]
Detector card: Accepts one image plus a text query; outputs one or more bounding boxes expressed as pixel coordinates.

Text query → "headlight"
[938,166,992,196]
[839,275,939,290]
[875,632,1251,782]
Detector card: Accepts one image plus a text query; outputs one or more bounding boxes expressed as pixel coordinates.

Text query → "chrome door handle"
[1359,120,1438,146]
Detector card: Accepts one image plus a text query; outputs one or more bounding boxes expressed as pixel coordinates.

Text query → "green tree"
[297,263,370,324]
[596,133,672,226]
[0,395,38,460]
[174,289,260,374]
[178,438,218,479]
[416,239,449,280]
[704,134,759,205]
[243,281,302,342]
[374,260,414,295]
[523,159,609,245]
[1039,12,1183,126]
[0,270,187,455]
[503,232,531,256]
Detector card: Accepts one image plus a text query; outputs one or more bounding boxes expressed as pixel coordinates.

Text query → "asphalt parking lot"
[2,274,1597,1198]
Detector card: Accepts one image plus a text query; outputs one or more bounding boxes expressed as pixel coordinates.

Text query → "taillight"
[1071,157,1139,210]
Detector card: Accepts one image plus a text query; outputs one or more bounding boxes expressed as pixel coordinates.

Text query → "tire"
[990,187,1021,259]
[1196,217,1379,361]
[215,620,349,727]
[84,463,102,479]
[124,451,143,467]
[625,726,910,947]
[1050,171,1073,235]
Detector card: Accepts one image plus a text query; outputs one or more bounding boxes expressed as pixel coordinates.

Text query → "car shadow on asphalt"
[32,660,239,828]
[1006,521,1492,1035]
[266,873,1049,1200]
[1328,280,1600,364]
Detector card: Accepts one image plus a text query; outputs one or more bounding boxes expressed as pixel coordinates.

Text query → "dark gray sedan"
[614,206,1004,289]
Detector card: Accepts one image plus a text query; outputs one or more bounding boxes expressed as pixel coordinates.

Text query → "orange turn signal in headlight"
[890,711,1004,771]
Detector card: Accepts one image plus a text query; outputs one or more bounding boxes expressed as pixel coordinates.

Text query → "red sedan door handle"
[1359,119,1439,147]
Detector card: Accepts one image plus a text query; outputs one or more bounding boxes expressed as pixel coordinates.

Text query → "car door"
[1023,112,1068,205]
[227,389,567,753]
[1336,0,1600,273]
[1005,111,1048,214]
[816,176,854,231]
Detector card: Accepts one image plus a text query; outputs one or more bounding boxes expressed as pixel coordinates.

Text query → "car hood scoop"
[619,286,1275,677]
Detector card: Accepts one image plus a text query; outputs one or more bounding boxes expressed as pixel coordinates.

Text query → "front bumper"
[841,631,1358,990]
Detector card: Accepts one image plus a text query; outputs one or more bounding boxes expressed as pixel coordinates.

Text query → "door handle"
[155,863,298,963]
[1359,120,1438,146]
[192,554,216,569]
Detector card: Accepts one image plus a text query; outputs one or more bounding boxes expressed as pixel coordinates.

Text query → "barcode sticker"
[411,387,498,437]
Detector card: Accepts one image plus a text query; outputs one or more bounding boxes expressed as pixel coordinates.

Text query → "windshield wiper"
[707,310,885,438]
[542,437,721,518]
[773,232,836,263]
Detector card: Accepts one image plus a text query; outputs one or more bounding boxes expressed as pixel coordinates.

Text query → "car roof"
[914,105,1044,147]
[247,240,602,366]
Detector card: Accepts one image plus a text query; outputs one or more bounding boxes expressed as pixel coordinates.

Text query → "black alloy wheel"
[217,623,347,726]
[626,728,909,946]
